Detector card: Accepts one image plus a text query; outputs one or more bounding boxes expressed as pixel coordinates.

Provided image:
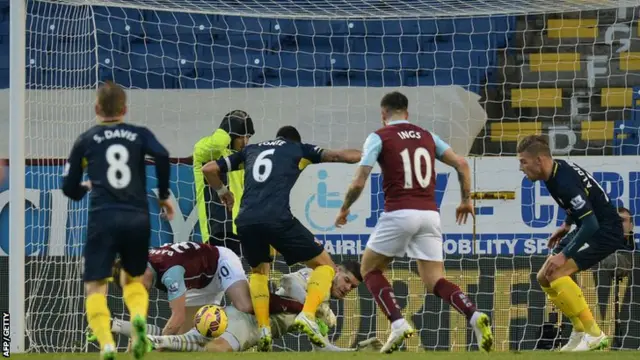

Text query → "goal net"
[10,0,640,353]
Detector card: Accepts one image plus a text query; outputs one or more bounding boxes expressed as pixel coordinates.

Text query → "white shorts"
[366,209,443,261]
[185,247,247,307]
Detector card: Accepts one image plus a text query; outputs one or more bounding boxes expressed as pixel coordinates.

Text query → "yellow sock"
[550,276,600,336]
[302,265,335,317]
[541,285,584,332]
[122,281,149,320]
[249,273,271,329]
[86,293,115,349]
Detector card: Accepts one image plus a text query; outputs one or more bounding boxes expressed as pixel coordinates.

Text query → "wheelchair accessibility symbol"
[305,170,358,231]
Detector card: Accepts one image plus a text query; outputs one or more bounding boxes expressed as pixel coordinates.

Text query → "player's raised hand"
[455,199,475,225]
[335,208,350,228]
[159,199,175,221]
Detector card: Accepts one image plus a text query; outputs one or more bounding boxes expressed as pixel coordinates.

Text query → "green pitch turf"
[6,352,640,360]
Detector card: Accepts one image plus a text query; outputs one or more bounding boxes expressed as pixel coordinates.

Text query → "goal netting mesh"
[14,0,640,353]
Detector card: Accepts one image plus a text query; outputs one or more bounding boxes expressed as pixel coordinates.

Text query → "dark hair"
[380,91,409,113]
[276,125,302,143]
[96,81,127,118]
[516,134,551,157]
[219,110,255,137]
[618,206,631,216]
[340,260,363,282]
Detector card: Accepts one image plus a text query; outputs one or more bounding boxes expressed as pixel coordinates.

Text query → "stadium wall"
[0,157,639,351]
[0,86,486,158]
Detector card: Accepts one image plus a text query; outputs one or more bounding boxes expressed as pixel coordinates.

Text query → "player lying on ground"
[108,241,253,336]
[147,262,365,352]
[517,135,625,351]
[335,91,493,353]
[62,81,175,360]
[202,125,361,351]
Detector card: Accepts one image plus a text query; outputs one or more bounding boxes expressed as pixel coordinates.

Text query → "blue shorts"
[237,218,324,268]
[83,210,150,282]
[553,220,626,271]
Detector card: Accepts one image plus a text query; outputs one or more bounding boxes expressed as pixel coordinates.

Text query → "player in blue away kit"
[62,81,175,360]
[517,135,625,352]
[202,126,361,351]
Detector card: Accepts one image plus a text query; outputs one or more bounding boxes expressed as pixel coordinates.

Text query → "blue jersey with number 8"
[217,137,324,225]
[62,123,170,213]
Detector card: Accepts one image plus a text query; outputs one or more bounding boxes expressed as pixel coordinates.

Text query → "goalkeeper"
[147,262,380,352]
[193,110,254,256]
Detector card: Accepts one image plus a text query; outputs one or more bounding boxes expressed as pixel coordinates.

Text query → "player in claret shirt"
[335,91,493,354]
[62,81,174,360]
[202,126,361,351]
[517,135,625,351]
[110,241,252,337]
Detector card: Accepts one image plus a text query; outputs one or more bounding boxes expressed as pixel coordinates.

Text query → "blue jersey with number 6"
[217,137,324,225]
[61,122,170,213]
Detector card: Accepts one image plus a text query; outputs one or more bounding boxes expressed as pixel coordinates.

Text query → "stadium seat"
[280,35,348,54]
[257,68,329,87]
[264,51,330,72]
[344,19,421,36]
[330,53,418,71]
[330,70,406,87]
[346,35,422,55]
[180,67,258,89]
[93,6,144,50]
[212,15,276,50]
[196,45,266,71]
[141,10,211,43]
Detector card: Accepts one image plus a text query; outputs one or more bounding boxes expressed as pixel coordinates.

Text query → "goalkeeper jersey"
[193,129,244,240]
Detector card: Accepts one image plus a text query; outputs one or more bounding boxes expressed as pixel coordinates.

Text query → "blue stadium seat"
[196,45,266,71]
[264,51,331,71]
[344,19,421,36]
[141,10,211,43]
[330,70,406,87]
[330,53,418,71]
[257,68,329,87]
[93,6,144,51]
[280,35,348,54]
[180,67,258,89]
[272,19,349,37]
[0,16,8,43]
[346,35,422,54]
[213,15,276,50]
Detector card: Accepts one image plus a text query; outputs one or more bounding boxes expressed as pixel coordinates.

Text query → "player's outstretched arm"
[334,133,377,227]
[320,148,362,164]
[62,136,90,201]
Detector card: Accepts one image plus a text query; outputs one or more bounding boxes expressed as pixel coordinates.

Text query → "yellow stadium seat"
[489,122,542,142]
[547,19,598,39]
[600,88,632,108]
[529,53,580,72]
[619,52,640,71]
[580,121,614,141]
[511,88,562,108]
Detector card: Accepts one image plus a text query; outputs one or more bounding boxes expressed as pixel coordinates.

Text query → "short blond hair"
[96,81,126,118]
[516,134,551,157]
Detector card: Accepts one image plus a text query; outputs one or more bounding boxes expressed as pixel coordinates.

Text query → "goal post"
[7,0,640,354]
[9,0,27,354]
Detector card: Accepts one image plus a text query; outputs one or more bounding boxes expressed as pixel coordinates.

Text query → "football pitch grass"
[6,352,640,360]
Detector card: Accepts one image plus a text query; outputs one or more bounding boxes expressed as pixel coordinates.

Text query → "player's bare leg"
[360,248,415,354]
[224,280,254,313]
[120,271,152,359]
[542,259,608,351]
[291,250,336,348]
[249,262,272,352]
[416,259,493,352]
[85,281,116,360]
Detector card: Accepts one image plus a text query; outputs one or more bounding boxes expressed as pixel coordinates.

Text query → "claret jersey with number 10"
[360,120,451,213]
[216,138,324,226]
